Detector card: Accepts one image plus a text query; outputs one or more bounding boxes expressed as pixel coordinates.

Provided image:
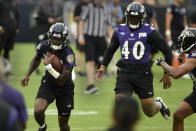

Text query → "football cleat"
[84,85,99,95]
[155,97,170,120]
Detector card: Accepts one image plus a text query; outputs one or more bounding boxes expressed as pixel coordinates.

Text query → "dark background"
[16,1,196,42]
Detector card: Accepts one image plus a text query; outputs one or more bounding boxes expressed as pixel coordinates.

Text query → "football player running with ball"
[156,28,196,131]
[96,2,172,120]
[21,23,76,131]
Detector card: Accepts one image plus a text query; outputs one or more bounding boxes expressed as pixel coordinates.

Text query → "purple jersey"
[36,41,76,88]
[0,82,28,123]
[116,24,155,63]
[188,50,196,88]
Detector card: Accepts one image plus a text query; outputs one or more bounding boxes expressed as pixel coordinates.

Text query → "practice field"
[7,43,196,131]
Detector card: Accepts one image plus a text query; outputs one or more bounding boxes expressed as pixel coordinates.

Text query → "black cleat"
[38,124,47,131]
[155,97,170,120]
[84,85,99,94]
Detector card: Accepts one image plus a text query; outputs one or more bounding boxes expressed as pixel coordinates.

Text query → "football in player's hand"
[49,53,62,73]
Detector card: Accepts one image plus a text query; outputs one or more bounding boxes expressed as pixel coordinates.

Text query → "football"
[49,53,62,73]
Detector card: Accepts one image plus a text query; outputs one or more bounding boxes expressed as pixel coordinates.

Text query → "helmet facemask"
[126,13,144,29]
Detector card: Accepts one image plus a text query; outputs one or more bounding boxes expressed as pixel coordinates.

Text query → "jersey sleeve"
[147,30,172,65]
[36,43,43,57]
[62,47,76,67]
[74,4,82,17]
[102,29,120,67]
[80,4,90,20]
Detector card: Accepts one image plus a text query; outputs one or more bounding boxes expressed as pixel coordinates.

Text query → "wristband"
[48,68,60,79]
[44,64,52,70]
[79,35,84,39]
[44,64,60,79]
[165,30,171,36]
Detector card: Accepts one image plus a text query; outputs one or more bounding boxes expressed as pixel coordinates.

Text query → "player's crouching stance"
[156,28,196,131]
[96,2,172,120]
[21,23,76,131]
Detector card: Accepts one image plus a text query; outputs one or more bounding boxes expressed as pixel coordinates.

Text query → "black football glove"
[156,58,165,66]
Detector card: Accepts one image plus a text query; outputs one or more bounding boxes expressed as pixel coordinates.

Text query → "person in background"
[165,0,188,72]
[0,57,28,130]
[0,99,22,131]
[0,0,20,77]
[74,0,91,77]
[107,0,124,28]
[108,96,139,131]
[103,0,123,75]
[146,0,156,6]
[190,10,196,28]
[78,0,112,94]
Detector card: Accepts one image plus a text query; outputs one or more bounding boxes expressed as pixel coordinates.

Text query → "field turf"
[7,43,196,131]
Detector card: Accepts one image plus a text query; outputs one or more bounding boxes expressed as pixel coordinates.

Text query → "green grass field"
[7,43,196,131]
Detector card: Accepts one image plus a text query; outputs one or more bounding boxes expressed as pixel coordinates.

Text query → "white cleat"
[155,97,170,120]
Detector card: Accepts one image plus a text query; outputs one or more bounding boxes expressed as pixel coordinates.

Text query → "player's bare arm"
[74,16,80,22]
[78,20,85,45]
[165,9,173,42]
[184,15,188,28]
[21,55,42,87]
[159,58,196,79]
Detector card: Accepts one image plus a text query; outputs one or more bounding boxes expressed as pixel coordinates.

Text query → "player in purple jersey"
[156,28,196,131]
[0,57,27,130]
[96,2,172,120]
[21,23,76,131]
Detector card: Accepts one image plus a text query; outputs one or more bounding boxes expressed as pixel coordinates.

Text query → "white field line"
[74,105,178,108]
[26,126,196,131]
[27,109,98,115]
[36,105,178,109]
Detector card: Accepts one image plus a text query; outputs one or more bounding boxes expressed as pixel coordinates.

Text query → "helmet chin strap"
[129,23,140,29]
[50,44,63,50]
